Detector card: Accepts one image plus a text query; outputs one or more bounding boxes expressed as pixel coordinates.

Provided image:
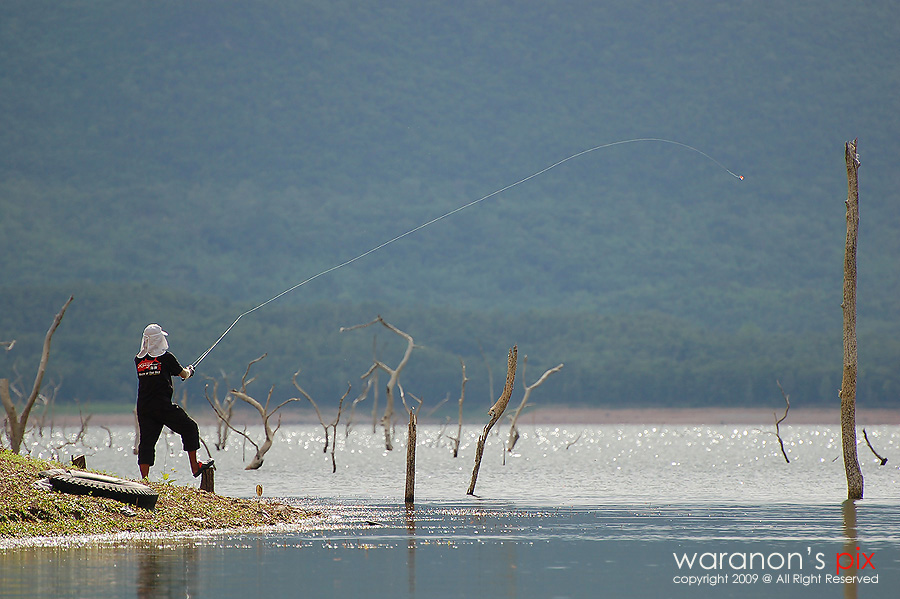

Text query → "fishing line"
[191,137,742,367]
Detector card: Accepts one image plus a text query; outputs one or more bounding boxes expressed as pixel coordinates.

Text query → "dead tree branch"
[467,346,517,496]
[566,432,583,450]
[424,394,450,419]
[292,371,330,454]
[862,428,888,465]
[100,425,114,448]
[341,316,417,451]
[207,354,301,469]
[370,335,379,434]
[48,405,92,461]
[34,376,63,438]
[328,386,351,473]
[447,359,468,458]
[1,295,73,454]
[507,358,563,452]
[345,378,373,438]
[292,371,351,472]
[774,380,791,463]
[204,372,236,450]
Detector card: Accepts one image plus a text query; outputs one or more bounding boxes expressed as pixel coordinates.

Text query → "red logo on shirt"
[137,358,162,377]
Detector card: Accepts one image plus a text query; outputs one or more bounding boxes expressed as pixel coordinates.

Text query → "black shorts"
[136,401,201,466]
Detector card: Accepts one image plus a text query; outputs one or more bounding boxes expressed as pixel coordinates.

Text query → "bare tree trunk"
[507,358,564,452]
[199,468,215,493]
[233,386,278,470]
[382,392,394,449]
[342,316,416,451]
[1,295,73,454]
[467,346,517,496]
[405,410,417,504]
[371,369,380,434]
[329,388,349,473]
[400,387,423,506]
[297,373,331,454]
[840,138,863,501]
[1,379,13,450]
[203,375,235,450]
[371,337,379,434]
[449,359,468,458]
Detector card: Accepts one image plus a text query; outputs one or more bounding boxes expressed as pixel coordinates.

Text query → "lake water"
[3,422,900,598]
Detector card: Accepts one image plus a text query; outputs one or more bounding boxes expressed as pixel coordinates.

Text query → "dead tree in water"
[345,378,373,438]
[774,381,791,463]
[203,372,236,450]
[206,354,300,469]
[507,357,564,452]
[862,429,888,465]
[292,372,352,473]
[447,359,468,458]
[840,139,863,500]
[467,346,517,496]
[341,316,416,451]
[370,336,379,434]
[1,295,73,454]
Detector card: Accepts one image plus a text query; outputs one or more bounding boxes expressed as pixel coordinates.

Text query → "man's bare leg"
[188,450,200,475]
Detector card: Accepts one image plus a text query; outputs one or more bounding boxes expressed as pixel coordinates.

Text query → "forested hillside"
[1,1,898,412]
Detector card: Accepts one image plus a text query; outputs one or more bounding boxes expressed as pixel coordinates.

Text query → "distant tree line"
[1,285,897,414]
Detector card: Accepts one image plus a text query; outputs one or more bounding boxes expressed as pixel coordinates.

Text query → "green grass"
[0,449,314,539]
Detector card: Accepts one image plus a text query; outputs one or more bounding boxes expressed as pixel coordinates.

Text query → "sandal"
[193,460,215,478]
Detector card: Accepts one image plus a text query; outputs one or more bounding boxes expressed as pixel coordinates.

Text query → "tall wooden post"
[840,138,863,501]
[405,408,417,505]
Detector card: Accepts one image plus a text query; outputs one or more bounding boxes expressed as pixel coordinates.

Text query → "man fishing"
[135,324,213,480]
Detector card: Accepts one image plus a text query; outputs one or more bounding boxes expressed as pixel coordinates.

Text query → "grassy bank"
[0,450,314,540]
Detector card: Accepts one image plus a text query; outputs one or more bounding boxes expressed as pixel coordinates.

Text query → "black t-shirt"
[135,352,183,407]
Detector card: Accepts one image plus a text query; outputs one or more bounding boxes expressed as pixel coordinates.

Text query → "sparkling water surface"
[3,423,899,598]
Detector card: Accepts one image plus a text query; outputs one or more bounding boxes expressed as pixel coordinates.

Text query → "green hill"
[1,1,898,411]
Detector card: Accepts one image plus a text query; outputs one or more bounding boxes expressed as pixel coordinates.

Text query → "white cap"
[137,323,169,358]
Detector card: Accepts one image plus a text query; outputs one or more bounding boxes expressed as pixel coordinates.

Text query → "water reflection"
[842,499,858,599]
[2,501,899,598]
[406,505,415,597]
[136,543,198,599]
[9,419,900,598]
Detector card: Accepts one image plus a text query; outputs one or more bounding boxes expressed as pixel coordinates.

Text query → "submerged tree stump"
[200,467,215,493]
